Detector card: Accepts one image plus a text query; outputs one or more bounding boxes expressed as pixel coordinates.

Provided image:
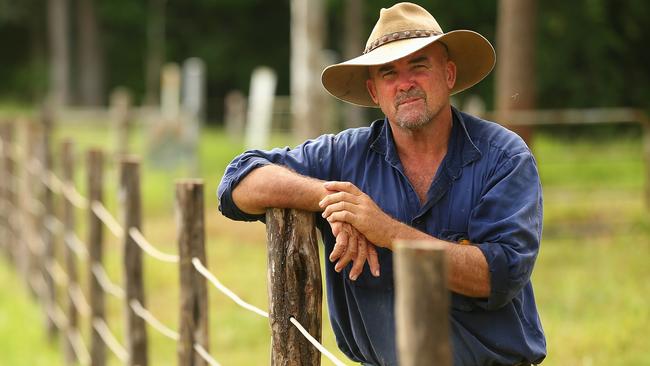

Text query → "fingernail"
[350,274,358,281]
[374,269,380,277]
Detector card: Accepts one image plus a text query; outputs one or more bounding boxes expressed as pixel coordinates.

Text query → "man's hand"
[330,222,380,280]
[319,181,397,248]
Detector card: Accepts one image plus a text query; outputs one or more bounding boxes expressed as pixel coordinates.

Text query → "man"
[218,2,546,365]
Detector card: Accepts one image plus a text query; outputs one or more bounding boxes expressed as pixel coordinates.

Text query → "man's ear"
[366,79,379,104]
[446,61,457,90]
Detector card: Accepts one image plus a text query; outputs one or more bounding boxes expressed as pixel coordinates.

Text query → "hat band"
[363,29,442,54]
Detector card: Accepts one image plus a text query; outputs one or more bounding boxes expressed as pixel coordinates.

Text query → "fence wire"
[92,318,128,362]
[129,299,180,341]
[129,227,179,263]
[192,258,349,366]
[91,201,124,238]
[1,142,349,366]
[91,263,125,299]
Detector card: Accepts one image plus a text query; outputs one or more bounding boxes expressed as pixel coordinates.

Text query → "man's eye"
[413,64,428,70]
[382,71,396,79]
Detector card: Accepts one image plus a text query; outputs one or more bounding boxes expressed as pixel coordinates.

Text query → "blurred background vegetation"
[0,0,648,118]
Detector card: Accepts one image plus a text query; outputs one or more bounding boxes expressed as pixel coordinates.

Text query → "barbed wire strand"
[191,258,269,318]
[129,299,179,341]
[129,228,179,263]
[91,201,124,238]
[194,344,222,366]
[91,263,125,299]
[92,318,128,362]
[64,232,89,260]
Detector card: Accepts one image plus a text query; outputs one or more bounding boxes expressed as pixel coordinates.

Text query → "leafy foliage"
[0,0,648,118]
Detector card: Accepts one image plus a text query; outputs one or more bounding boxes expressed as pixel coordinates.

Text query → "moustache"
[394,89,427,108]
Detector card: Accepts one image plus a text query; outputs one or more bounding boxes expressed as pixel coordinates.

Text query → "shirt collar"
[370,106,482,176]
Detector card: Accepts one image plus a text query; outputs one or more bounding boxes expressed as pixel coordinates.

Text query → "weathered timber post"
[111,88,132,159]
[176,180,209,366]
[266,208,322,366]
[119,157,148,366]
[40,107,58,339]
[87,149,106,366]
[61,140,77,364]
[24,122,43,295]
[394,241,451,366]
[0,123,13,262]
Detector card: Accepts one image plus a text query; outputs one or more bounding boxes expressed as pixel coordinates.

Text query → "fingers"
[367,244,380,277]
[318,191,359,209]
[335,232,357,272]
[325,211,355,227]
[329,229,348,262]
[323,181,362,195]
[349,237,367,281]
[321,201,355,219]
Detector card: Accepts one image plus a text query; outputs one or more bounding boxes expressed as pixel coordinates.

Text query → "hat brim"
[321,30,496,107]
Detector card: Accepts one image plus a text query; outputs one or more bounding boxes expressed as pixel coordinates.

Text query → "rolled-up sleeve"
[470,151,543,310]
[217,134,339,221]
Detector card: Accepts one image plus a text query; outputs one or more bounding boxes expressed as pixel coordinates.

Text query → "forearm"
[387,221,491,298]
[232,164,328,215]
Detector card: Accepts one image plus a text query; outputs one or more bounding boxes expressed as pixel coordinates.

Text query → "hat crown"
[365,2,443,50]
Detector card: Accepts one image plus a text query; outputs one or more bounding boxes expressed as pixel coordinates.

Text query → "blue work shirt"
[218,107,546,366]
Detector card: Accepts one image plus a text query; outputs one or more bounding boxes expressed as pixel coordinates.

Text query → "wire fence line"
[0,127,349,366]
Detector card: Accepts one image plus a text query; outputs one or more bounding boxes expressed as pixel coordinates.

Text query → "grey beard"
[395,109,434,130]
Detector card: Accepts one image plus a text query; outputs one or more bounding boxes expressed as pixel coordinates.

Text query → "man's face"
[366,43,456,130]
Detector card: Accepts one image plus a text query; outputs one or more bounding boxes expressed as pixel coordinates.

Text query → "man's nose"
[396,72,416,92]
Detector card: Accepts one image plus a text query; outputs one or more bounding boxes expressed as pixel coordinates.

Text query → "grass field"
[0,121,649,365]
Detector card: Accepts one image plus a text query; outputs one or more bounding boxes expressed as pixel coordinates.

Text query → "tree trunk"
[145,0,166,106]
[495,0,537,146]
[291,0,327,140]
[77,0,105,106]
[342,0,366,129]
[47,0,71,107]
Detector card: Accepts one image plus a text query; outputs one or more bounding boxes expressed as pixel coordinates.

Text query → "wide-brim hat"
[321,2,496,107]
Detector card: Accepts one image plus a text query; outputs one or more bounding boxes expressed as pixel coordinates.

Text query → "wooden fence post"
[0,122,13,262]
[40,104,58,339]
[176,179,209,366]
[87,149,106,366]
[120,157,148,366]
[111,88,132,159]
[61,140,77,364]
[266,208,322,366]
[394,241,451,366]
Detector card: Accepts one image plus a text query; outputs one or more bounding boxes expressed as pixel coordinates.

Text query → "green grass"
[1,123,649,365]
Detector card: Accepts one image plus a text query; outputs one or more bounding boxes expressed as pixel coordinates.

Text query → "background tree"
[77,0,105,106]
[495,0,537,145]
[47,0,71,107]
